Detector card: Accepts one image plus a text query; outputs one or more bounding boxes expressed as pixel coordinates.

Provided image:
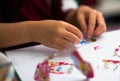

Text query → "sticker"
[114,45,120,57]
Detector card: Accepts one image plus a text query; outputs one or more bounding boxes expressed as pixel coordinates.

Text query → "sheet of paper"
[6,29,120,81]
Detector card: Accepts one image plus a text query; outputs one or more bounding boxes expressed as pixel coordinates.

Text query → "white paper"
[6,29,120,81]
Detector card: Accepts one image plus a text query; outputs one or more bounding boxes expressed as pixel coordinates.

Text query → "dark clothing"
[21,0,65,20]
[0,0,68,23]
[0,0,23,22]
[76,0,98,6]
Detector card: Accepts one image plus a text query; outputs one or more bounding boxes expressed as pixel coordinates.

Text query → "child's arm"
[0,20,83,50]
[0,21,31,49]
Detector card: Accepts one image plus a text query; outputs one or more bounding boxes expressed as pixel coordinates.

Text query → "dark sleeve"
[51,0,65,20]
[77,0,98,6]
[21,0,52,20]
[0,0,3,22]
[21,0,66,21]
[0,8,2,22]
[0,0,24,23]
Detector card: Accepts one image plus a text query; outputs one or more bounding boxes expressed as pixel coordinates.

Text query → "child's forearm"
[0,21,31,49]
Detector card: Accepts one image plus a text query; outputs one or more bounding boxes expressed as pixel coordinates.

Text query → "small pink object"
[115,45,120,56]
[71,50,94,78]
[34,60,49,81]
[115,48,119,52]
[94,46,101,50]
[103,59,120,64]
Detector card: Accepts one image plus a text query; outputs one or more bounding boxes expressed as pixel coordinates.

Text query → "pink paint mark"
[103,59,120,64]
[114,45,120,56]
[34,60,49,81]
[115,48,119,52]
[94,46,102,50]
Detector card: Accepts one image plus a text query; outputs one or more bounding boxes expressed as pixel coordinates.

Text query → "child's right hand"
[28,20,83,50]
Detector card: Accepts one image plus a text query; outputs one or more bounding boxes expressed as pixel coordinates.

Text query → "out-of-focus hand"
[76,5,107,38]
[28,20,83,50]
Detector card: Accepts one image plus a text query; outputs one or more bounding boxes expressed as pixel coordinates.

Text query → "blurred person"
[0,0,106,50]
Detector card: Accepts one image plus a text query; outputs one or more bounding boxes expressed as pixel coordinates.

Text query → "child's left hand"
[66,5,107,38]
[76,5,107,38]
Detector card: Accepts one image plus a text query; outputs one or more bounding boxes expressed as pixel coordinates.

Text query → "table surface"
[6,28,120,81]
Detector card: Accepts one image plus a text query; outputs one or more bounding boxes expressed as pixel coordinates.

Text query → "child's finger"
[57,37,71,49]
[62,30,82,44]
[93,25,105,36]
[94,12,107,36]
[87,11,97,38]
[77,13,87,34]
[65,23,83,40]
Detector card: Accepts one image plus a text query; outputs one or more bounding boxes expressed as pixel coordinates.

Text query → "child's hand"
[28,20,83,50]
[76,5,107,38]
